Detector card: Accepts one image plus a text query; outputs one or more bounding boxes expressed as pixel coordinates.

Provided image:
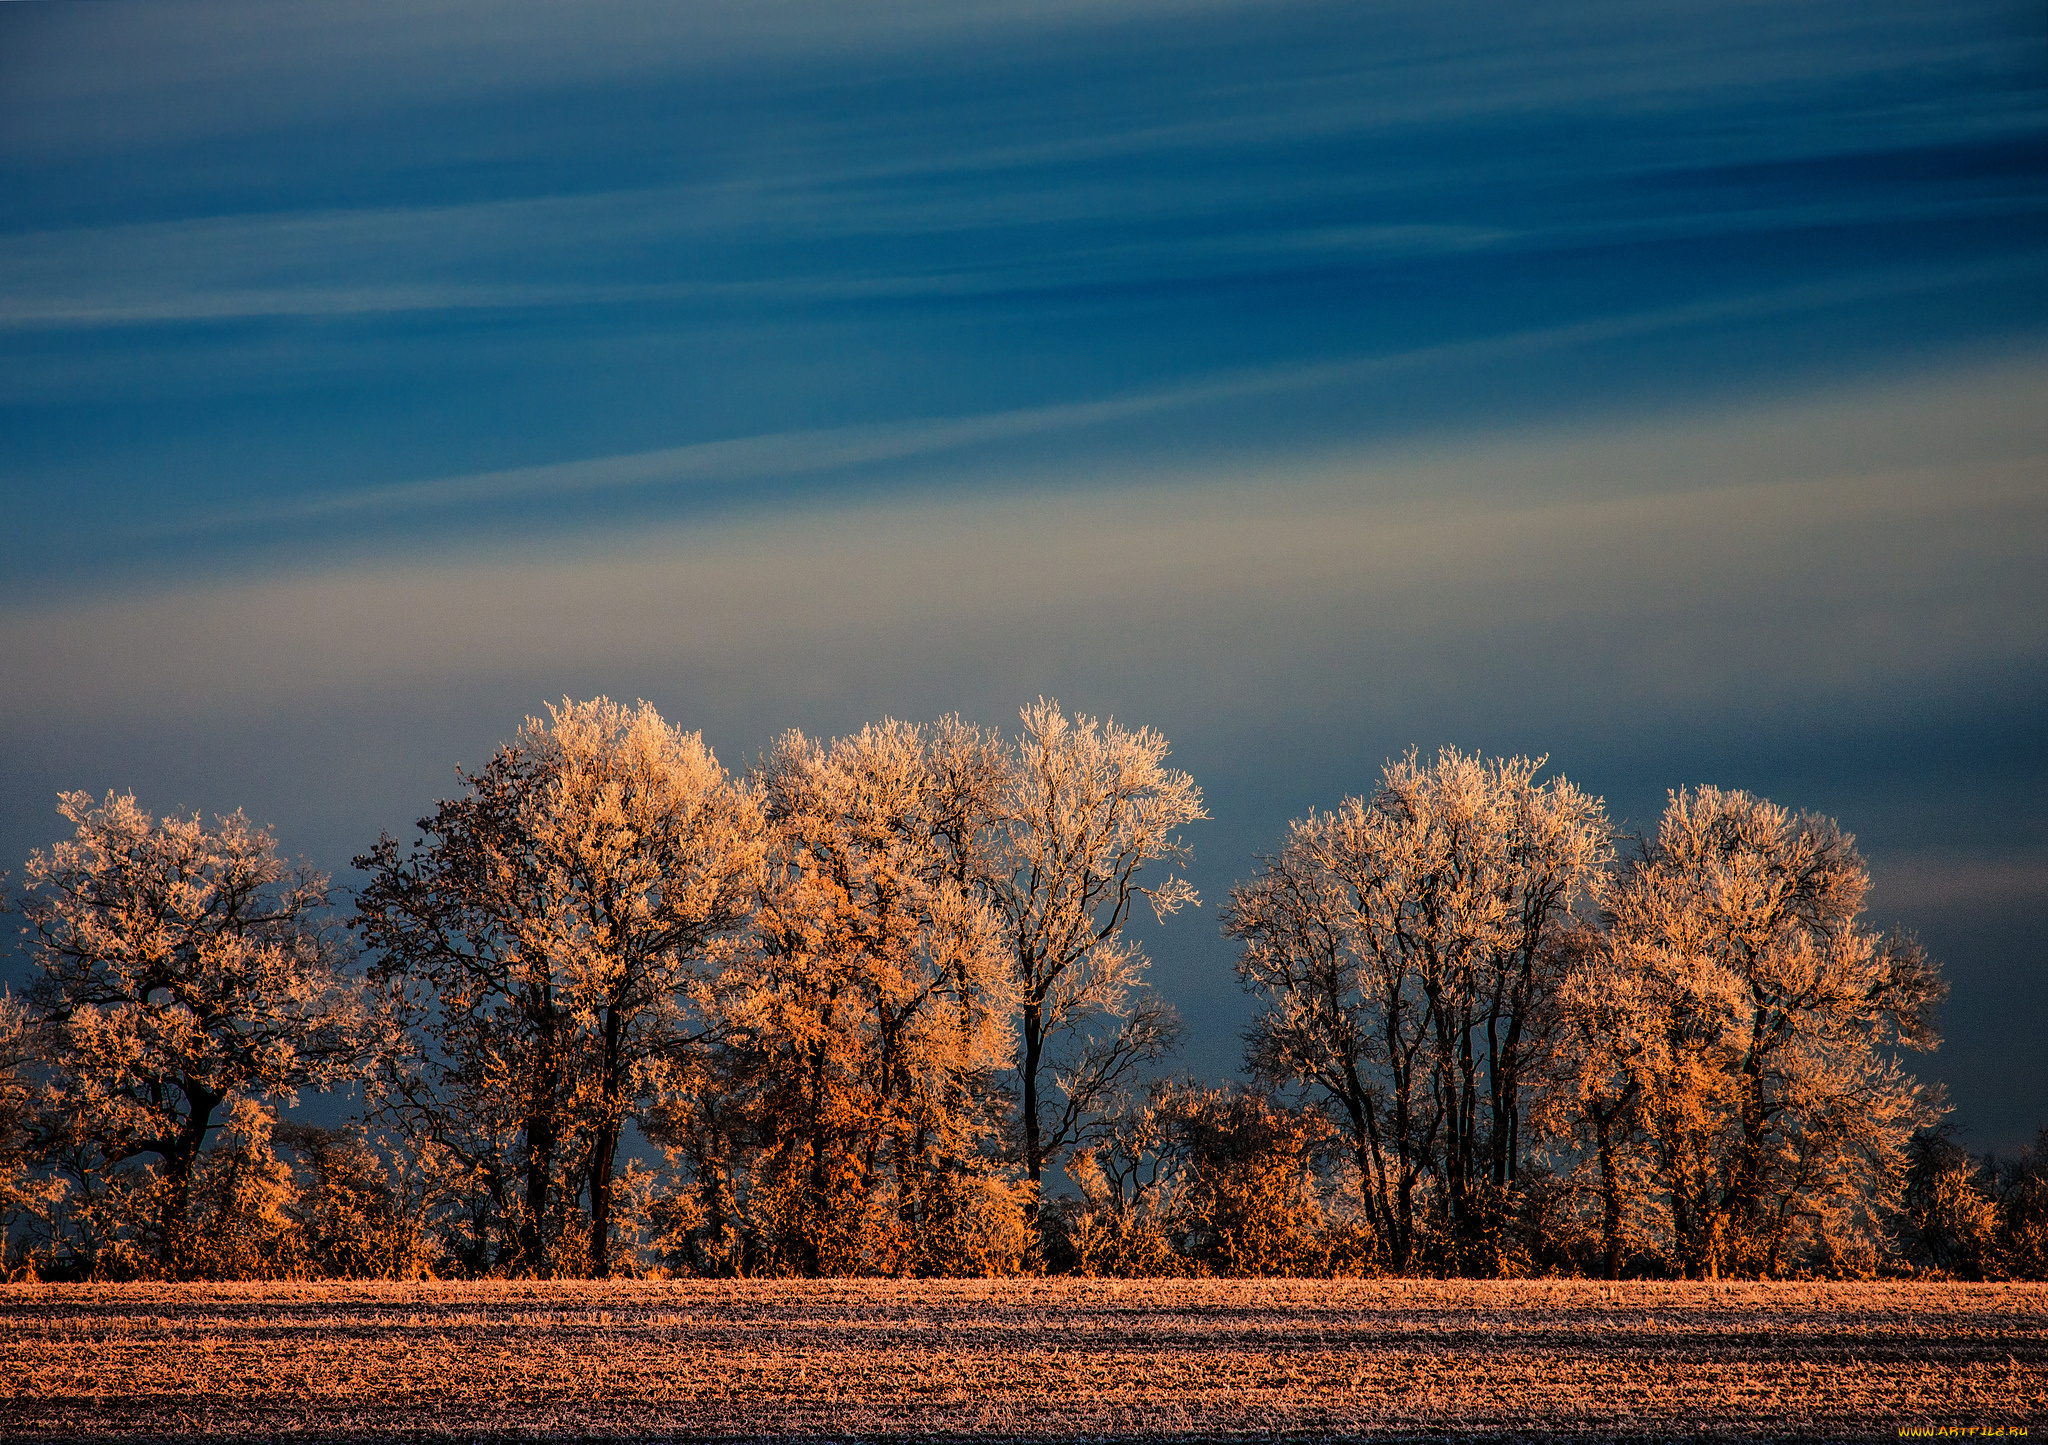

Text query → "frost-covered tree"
[1060,1082,1190,1277]
[677,721,1022,1275]
[981,701,1204,1224]
[355,698,762,1276]
[1225,749,1609,1271]
[1545,927,1659,1279]
[1897,1126,1998,1279]
[19,792,373,1274]
[355,741,562,1273]
[278,1122,438,1279]
[1986,1132,2048,1279]
[1608,787,1944,1278]
[1060,1080,1351,1279]
[0,990,64,1272]
[1162,1083,1335,1277]
[531,699,764,1275]
[183,1097,305,1279]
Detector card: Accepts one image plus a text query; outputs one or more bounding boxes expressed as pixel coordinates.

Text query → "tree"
[355,698,762,1276]
[532,699,765,1275]
[18,791,373,1274]
[0,990,64,1275]
[1985,1131,2048,1279]
[1060,1082,1191,1278]
[355,740,563,1274]
[1897,1126,1997,1279]
[278,1122,437,1279]
[1225,748,1609,1272]
[977,701,1204,1228]
[1162,1083,1334,1277]
[1546,926,1657,1279]
[1606,786,1944,1278]
[686,721,1019,1276]
[183,1097,305,1280]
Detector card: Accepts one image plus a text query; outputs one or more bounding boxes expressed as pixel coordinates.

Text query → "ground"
[5,1278,2043,1441]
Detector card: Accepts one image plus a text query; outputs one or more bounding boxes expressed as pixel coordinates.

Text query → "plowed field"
[5,1278,2042,1441]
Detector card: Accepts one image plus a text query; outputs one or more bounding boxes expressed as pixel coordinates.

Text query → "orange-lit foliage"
[1604,787,1945,1279]
[650,721,1027,1278]
[8,714,2026,1282]
[17,793,374,1277]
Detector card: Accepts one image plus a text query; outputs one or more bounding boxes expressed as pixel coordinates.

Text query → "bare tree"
[1607,786,1945,1278]
[19,792,374,1274]
[1226,749,1609,1271]
[977,701,1204,1228]
[355,698,762,1276]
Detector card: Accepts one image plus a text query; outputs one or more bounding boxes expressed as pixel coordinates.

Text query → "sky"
[2,0,2045,1154]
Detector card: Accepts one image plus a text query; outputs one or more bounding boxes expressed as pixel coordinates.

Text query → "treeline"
[1,698,2041,1281]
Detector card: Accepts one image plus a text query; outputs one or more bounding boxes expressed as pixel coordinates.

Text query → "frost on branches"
[1227,762,1951,1279]
[18,792,374,1275]
[990,701,1206,1223]
[1599,786,1945,1279]
[649,702,1205,1275]
[4,708,1995,1281]
[653,720,1025,1277]
[1225,748,1611,1274]
[355,698,763,1277]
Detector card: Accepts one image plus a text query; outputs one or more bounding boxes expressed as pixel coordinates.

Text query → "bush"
[279,1124,440,1279]
[1987,1131,2048,1280]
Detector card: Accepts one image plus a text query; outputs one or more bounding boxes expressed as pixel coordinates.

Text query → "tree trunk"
[518,988,561,1276]
[161,1085,221,1276]
[520,1108,555,1276]
[587,1117,618,1278]
[1387,1046,1417,1275]
[520,1023,559,1277]
[1487,1004,1510,1189]
[1020,998,1045,1232]
[587,1007,625,1278]
[804,1030,831,1277]
[1596,1112,1622,1280]
[1490,959,1533,1191]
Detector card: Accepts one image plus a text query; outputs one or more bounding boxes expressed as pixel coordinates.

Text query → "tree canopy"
[2,710,2019,1282]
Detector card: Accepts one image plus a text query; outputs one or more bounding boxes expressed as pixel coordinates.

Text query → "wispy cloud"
[77,261,2032,548]
[5,152,2039,330]
[4,0,2022,162]
[6,0,2038,335]
[9,353,2041,725]
[1867,849,2048,914]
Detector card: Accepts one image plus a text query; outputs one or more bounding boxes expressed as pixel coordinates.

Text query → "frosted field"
[7,1278,2043,1441]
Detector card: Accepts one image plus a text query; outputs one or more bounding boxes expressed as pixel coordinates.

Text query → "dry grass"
[4,1278,2043,1442]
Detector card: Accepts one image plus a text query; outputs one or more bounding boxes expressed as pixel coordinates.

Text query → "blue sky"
[3,0,2045,1151]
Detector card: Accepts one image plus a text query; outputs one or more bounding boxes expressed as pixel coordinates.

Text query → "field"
[5,1279,2043,1442]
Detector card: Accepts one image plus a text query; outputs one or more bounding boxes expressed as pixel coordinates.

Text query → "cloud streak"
[4,0,2028,162]
[1867,850,2048,913]
[69,262,2028,554]
[6,1,2039,340]
[4,138,2039,331]
[9,354,2041,725]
